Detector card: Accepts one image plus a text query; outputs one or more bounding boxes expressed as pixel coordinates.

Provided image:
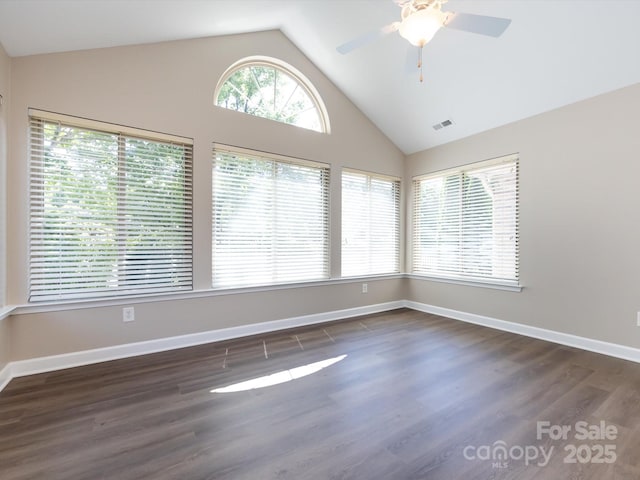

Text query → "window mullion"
[271,160,278,283]
[458,172,465,275]
[249,66,269,114]
[341,170,400,277]
[411,154,519,286]
[28,114,193,301]
[276,84,298,117]
[116,134,127,288]
[367,176,372,273]
[215,59,329,133]
[212,147,329,288]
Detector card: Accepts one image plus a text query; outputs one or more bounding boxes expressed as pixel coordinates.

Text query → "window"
[412,154,519,286]
[0,106,5,307]
[215,57,330,133]
[212,145,329,288]
[342,170,400,276]
[29,111,193,301]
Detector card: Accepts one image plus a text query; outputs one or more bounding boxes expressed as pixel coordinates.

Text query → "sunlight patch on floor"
[210,354,347,393]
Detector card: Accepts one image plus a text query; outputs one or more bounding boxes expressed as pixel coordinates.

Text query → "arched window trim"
[214,56,331,134]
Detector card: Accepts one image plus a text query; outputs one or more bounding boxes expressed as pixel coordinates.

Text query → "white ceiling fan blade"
[444,12,511,37]
[336,22,399,55]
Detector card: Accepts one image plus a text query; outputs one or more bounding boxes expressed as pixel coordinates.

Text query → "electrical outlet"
[362,283,368,294]
[123,307,135,322]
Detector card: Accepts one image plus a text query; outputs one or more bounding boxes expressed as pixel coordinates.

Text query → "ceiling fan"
[336,0,512,82]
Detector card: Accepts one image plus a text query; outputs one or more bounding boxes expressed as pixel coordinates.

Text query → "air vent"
[432,119,454,131]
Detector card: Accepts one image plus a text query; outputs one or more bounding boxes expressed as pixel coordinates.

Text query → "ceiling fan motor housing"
[399,0,448,47]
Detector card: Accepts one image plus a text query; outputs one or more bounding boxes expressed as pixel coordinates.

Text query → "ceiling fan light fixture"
[398,7,446,47]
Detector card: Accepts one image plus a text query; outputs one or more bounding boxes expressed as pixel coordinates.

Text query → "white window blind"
[342,170,400,276]
[29,111,193,301]
[0,110,5,307]
[212,145,329,288]
[412,154,519,286]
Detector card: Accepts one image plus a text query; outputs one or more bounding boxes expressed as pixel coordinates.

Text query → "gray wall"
[11,278,405,360]
[5,31,405,361]
[4,30,640,365]
[406,83,640,349]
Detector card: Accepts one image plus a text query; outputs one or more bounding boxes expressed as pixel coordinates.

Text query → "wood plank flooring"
[2,308,640,479]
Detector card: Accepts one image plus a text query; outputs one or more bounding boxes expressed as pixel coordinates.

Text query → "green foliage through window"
[215,60,327,133]
[29,113,193,301]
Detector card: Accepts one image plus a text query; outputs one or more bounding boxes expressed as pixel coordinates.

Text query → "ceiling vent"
[433,119,454,131]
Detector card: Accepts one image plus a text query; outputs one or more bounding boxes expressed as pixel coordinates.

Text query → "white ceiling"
[1,0,640,154]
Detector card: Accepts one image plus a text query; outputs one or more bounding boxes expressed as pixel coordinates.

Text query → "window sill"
[0,306,16,321]
[406,274,522,292]
[12,273,521,316]
[14,274,405,315]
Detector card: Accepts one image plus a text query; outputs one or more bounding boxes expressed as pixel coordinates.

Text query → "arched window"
[215,56,330,133]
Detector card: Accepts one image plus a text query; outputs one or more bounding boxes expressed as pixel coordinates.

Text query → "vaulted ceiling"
[1,0,640,154]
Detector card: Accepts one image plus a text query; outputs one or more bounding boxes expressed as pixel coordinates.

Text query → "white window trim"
[212,143,330,289]
[0,114,5,308]
[14,274,406,315]
[406,274,522,292]
[412,153,518,182]
[10,271,521,316]
[341,167,401,277]
[411,153,520,287]
[28,109,194,302]
[342,167,401,183]
[28,109,193,146]
[214,56,331,134]
[213,143,329,170]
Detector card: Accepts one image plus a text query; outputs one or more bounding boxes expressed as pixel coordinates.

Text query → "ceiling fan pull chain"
[419,45,424,83]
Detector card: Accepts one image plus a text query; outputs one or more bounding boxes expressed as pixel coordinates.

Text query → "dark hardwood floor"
[2,308,640,479]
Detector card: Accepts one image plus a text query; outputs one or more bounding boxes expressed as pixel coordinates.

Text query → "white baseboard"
[0,363,11,392]
[7,300,405,381]
[3,299,640,394]
[405,301,640,364]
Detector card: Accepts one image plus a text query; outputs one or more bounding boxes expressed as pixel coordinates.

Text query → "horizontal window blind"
[0,117,4,307]
[412,155,519,285]
[212,146,329,288]
[29,112,193,301]
[342,170,400,276]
